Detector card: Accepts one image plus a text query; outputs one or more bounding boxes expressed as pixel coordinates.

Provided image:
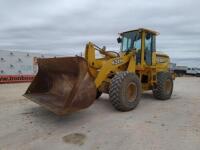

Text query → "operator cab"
[118,28,158,66]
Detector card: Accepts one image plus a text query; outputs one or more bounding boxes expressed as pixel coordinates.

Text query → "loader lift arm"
[85,42,136,88]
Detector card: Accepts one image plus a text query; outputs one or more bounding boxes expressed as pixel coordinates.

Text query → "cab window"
[121,31,142,64]
[145,33,156,65]
[121,31,141,52]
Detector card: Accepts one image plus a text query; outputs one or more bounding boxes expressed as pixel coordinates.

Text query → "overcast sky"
[0,0,200,58]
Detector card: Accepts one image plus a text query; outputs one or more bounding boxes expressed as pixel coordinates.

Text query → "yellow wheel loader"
[24,28,174,115]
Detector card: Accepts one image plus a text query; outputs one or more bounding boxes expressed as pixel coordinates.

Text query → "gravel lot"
[0,77,200,150]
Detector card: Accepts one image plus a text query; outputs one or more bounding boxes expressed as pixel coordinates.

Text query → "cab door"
[144,32,156,66]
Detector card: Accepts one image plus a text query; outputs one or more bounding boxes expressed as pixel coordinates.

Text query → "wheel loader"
[24,28,174,115]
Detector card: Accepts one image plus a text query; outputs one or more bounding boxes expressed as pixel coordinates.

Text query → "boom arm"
[84,42,136,88]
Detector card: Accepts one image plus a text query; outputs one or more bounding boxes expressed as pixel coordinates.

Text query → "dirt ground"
[0,77,200,150]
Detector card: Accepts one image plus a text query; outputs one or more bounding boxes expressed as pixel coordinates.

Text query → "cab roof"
[119,28,160,36]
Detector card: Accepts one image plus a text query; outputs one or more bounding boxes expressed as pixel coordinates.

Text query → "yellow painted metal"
[94,52,133,88]
[141,31,145,69]
[84,28,172,92]
[120,28,160,36]
[152,51,157,66]
[24,28,173,115]
[127,56,136,72]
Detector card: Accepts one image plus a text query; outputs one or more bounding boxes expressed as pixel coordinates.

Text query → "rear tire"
[109,72,141,111]
[153,72,173,100]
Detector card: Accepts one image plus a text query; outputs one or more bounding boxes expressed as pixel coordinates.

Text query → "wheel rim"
[164,79,172,94]
[127,82,137,102]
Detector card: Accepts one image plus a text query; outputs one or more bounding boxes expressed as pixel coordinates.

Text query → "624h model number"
[112,58,123,65]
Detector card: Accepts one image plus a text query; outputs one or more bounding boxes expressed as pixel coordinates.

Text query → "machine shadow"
[22,92,156,128]
[22,104,97,128]
[141,92,155,100]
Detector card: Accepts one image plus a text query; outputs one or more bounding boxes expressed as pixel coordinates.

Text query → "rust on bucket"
[24,56,96,115]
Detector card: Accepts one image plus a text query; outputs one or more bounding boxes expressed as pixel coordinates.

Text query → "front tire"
[109,72,141,111]
[153,72,173,100]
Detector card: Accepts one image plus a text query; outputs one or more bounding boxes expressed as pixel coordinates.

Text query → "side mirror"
[117,37,122,43]
[102,46,106,51]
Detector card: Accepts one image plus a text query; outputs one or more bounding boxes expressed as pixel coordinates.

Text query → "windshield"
[121,31,141,52]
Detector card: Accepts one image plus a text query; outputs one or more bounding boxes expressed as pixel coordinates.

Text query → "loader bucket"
[24,57,96,115]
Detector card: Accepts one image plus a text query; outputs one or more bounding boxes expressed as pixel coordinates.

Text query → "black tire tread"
[109,72,141,111]
[153,72,173,100]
